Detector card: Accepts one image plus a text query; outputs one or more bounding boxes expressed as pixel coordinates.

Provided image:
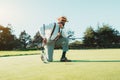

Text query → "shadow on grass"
[53,60,120,62]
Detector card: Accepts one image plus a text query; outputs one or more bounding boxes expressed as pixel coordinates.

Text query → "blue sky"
[0,0,120,38]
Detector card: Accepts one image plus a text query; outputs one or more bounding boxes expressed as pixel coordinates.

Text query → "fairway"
[0,49,120,80]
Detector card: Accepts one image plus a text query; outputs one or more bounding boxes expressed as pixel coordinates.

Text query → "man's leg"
[55,37,70,62]
[41,46,48,63]
[44,41,55,62]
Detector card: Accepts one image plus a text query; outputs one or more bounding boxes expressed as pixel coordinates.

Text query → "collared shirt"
[40,22,67,40]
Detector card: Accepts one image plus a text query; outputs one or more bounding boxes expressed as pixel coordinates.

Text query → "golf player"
[40,16,71,63]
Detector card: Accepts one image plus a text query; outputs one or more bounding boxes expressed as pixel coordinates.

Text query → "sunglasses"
[58,22,65,26]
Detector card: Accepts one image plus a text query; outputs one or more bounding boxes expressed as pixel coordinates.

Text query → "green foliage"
[69,40,82,49]
[19,30,31,49]
[96,24,120,47]
[83,24,120,48]
[0,25,20,50]
[83,27,96,46]
[31,31,43,48]
[0,23,120,50]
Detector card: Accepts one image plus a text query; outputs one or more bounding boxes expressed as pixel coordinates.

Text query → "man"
[40,16,71,63]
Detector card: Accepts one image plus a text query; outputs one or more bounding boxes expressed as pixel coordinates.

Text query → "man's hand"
[54,32,61,41]
[57,32,61,36]
[42,38,47,44]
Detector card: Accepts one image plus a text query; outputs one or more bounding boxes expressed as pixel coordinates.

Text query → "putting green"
[0,49,120,80]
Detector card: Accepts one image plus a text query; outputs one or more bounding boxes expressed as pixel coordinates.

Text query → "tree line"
[83,24,120,48]
[70,24,120,49]
[0,25,43,50]
[0,24,120,50]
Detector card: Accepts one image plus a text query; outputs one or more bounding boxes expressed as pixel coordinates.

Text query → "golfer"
[40,16,71,63]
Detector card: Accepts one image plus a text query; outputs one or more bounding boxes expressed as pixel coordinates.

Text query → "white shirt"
[40,22,67,40]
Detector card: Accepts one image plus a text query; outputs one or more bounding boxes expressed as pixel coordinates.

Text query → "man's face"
[58,21,65,29]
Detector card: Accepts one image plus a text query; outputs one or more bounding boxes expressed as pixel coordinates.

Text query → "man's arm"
[40,24,46,39]
[40,23,55,44]
[61,28,68,38]
[40,24,47,46]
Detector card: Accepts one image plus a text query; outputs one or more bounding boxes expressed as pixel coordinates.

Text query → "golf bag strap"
[49,23,56,39]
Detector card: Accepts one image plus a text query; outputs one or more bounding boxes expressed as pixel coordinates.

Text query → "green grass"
[0,49,120,80]
[0,50,40,57]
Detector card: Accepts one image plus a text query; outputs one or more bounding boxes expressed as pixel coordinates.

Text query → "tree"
[96,24,120,47]
[19,30,31,49]
[83,27,96,47]
[69,40,83,49]
[31,31,43,48]
[0,25,20,50]
[83,24,120,48]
